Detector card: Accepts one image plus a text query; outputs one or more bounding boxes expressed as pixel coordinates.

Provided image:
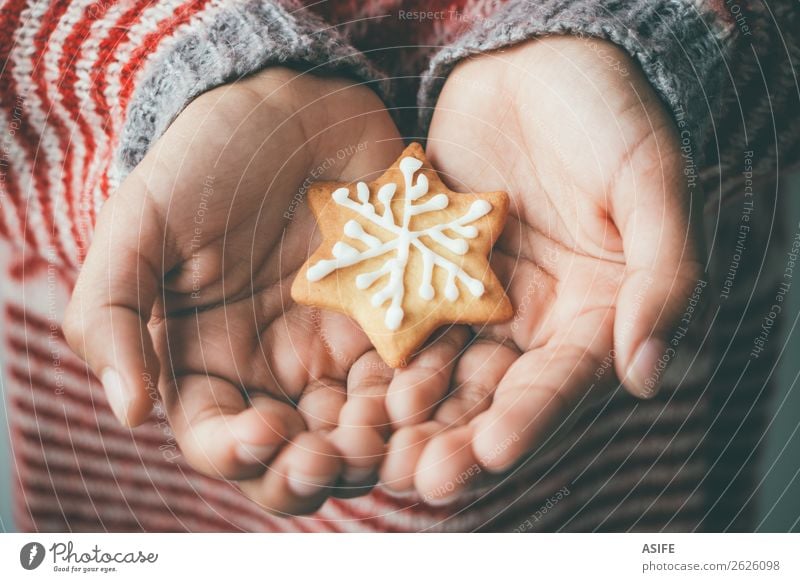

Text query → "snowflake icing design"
[306,156,492,331]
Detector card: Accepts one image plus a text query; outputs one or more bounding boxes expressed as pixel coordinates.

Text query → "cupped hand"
[64,68,403,515]
[377,37,704,503]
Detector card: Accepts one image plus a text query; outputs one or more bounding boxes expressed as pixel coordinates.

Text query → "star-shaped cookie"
[291,142,512,367]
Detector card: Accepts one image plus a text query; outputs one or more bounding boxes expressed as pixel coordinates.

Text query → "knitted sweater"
[1,0,798,531]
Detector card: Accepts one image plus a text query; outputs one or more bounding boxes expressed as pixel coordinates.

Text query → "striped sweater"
[1,0,798,532]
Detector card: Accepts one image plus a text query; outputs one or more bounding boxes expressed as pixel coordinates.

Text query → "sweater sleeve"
[0,0,385,269]
[417,0,800,180]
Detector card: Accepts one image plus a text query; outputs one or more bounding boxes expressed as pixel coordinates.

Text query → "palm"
[379,37,699,502]
[149,77,378,421]
[67,68,403,514]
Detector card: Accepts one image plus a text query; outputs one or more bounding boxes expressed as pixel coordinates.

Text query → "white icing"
[307,155,493,330]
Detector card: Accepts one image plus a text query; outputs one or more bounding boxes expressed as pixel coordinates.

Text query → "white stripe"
[0,111,26,242]
[85,0,221,217]
[69,0,138,247]
[2,2,52,253]
[40,0,98,260]
[11,0,81,262]
[19,490,270,531]
[89,0,220,208]
[16,436,280,531]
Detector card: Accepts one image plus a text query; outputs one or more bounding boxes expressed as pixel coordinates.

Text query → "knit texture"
[417,0,737,167]
[118,0,390,177]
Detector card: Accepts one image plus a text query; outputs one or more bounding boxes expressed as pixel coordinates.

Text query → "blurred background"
[753,173,800,531]
[1,176,799,533]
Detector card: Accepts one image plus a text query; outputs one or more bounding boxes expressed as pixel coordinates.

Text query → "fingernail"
[236,443,278,465]
[378,480,415,496]
[628,339,667,398]
[102,368,132,426]
[424,493,460,507]
[287,471,335,497]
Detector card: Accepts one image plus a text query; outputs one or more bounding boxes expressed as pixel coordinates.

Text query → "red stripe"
[84,0,156,228]
[6,301,60,332]
[80,0,214,234]
[19,488,252,532]
[57,10,94,260]
[118,0,213,108]
[11,381,391,532]
[8,368,310,532]
[21,0,72,265]
[8,365,388,531]
[55,1,116,263]
[8,366,180,449]
[23,511,235,533]
[21,500,288,532]
[17,459,274,532]
[326,498,404,532]
[11,395,290,531]
[10,387,132,441]
[0,199,9,238]
[330,490,417,532]
[90,0,154,125]
[0,0,41,251]
[32,1,86,266]
[91,0,216,221]
[7,336,87,378]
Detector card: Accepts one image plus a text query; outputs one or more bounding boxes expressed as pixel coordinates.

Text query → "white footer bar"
[1,533,798,581]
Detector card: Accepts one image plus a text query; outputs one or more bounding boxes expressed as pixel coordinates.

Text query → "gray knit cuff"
[418,0,737,166]
[117,0,388,178]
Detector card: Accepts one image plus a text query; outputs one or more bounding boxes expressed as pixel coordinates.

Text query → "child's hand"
[64,68,403,515]
[378,37,704,502]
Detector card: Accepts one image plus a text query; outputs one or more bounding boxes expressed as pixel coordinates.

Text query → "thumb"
[611,137,705,399]
[64,174,176,426]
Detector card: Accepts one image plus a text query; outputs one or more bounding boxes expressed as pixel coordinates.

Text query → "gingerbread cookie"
[291,143,512,367]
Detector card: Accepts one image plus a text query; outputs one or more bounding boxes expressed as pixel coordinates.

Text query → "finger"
[296,379,346,432]
[434,339,519,426]
[380,421,441,494]
[415,426,479,506]
[611,124,704,398]
[63,177,178,427]
[239,432,342,516]
[379,339,516,496]
[381,341,518,500]
[386,326,470,429]
[150,297,368,404]
[327,425,384,497]
[471,309,614,473]
[329,350,393,491]
[165,374,304,479]
[341,350,394,437]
